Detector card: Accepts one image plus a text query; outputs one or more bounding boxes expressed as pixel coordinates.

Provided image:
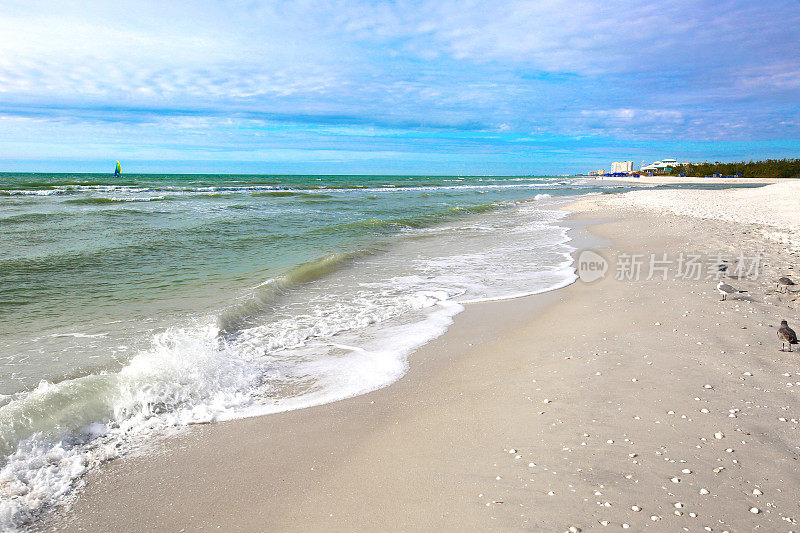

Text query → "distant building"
[587,169,606,177]
[641,158,678,174]
[611,161,634,173]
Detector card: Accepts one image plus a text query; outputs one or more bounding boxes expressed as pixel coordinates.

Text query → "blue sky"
[1,0,799,174]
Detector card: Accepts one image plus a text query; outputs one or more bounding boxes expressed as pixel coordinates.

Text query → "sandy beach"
[52,183,800,532]
[597,176,790,185]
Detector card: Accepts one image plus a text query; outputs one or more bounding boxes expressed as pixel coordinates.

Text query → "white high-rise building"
[611,161,634,173]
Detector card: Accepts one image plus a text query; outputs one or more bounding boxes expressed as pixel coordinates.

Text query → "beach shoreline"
[595,175,792,185]
[52,184,800,532]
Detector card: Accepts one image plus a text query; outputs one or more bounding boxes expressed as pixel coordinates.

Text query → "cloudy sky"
[1,0,799,174]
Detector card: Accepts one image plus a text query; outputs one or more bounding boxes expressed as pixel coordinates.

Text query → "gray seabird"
[778,320,798,352]
[777,276,796,293]
[717,280,747,301]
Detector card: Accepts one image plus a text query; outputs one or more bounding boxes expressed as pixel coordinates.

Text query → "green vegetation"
[670,159,800,178]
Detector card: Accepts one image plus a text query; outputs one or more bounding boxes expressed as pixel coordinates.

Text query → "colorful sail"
[114,161,122,176]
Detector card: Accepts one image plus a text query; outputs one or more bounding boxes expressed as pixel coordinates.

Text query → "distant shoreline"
[593,175,792,185]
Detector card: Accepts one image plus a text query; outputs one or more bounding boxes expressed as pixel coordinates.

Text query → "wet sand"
[53,189,800,532]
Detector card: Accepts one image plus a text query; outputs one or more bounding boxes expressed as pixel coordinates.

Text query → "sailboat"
[114,161,122,177]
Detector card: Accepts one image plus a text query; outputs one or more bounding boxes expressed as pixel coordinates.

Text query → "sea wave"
[216,249,380,335]
[303,202,512,238]
[1,180,565,198]
[0,282,465,530]
[63,197,166,205]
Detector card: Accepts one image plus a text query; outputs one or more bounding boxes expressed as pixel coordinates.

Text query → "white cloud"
[0,0,798,153]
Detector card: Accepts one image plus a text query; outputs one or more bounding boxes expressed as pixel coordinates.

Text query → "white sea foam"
[356,182,560,193]
[1,178,608,202]
[108,196,165,202]
[235,297,464,418]
[0,291,464,530]
[1,189,63,196]
[50,333,108,339]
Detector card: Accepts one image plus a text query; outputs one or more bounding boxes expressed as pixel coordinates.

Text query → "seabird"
[778,320,798,352]
[717,280,747,301]
[777,276,796,293]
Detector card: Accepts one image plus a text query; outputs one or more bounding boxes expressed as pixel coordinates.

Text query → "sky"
[0,0,799,174]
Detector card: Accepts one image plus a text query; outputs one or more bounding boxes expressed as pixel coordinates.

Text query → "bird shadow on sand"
[724,295,758,303]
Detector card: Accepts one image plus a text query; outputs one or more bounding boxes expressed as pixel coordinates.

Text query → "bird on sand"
[777,276,796,293]
[717,280,747,301]
[778,320,798,352]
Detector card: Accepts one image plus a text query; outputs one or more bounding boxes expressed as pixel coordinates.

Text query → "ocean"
[0,173,756,528]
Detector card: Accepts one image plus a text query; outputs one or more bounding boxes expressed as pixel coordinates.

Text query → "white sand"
[603,181,800,229]
[602,181,800,252]
[598,176,789,185]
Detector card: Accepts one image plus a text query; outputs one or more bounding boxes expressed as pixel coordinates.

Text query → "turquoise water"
[0,174,596,394]
[0,173,760,528]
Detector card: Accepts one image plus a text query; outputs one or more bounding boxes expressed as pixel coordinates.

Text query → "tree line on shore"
[669,159,800,178]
